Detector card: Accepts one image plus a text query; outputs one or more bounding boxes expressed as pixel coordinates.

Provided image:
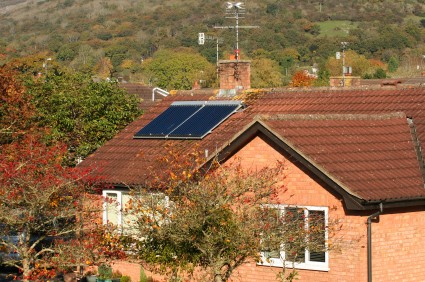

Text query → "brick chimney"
[218,60,251,92]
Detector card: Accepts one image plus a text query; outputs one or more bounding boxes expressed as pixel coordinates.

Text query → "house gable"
[206,114,425,210]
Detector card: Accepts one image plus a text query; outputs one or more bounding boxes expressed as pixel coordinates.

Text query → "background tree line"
[1,0,425,87]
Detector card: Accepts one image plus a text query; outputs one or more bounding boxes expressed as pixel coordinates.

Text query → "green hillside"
[1,0,425,84]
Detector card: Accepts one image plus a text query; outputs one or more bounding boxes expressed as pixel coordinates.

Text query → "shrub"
[120,276,131,282]
[373,68,387,79]
[98,264,113,279]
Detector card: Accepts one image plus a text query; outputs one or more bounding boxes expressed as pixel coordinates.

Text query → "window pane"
[261,207,282,259]
[122,193,138,235]
[106,193,118,225]
[308,210,326,262]
[284,207,305,262]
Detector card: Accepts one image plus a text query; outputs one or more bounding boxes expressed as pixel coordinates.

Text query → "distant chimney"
[218,60,251,92]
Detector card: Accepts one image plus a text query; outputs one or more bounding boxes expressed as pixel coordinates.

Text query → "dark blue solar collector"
[134,101,243,139]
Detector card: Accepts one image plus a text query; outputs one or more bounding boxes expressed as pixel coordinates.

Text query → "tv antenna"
[198,33,224,78]
[214,2,259,60]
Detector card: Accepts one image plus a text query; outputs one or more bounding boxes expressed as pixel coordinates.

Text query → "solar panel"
[134,104,202,138]
[134,101,243,139]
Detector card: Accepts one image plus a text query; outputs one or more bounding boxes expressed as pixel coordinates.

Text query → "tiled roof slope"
[261,113,424,202]
[80,88,425,206]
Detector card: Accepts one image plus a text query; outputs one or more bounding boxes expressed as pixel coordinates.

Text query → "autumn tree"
[0,134,115,281]
[0,66,34,144]
[123,150,340,282]
[290,70,316,87]
[125,160,283,282]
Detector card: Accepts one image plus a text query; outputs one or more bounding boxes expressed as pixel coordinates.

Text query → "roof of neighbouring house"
[80,87,425,210]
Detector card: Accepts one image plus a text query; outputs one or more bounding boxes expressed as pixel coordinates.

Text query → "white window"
[103,190,138,235]
[103,190,169,235]
[259,205,329,271]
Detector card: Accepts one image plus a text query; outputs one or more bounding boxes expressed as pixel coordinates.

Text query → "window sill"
[257,261,329,272]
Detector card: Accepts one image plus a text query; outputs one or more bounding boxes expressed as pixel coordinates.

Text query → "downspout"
[367,202,383,282]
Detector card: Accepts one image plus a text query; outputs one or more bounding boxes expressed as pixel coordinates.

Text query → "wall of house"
[225,135,425,282]
[372,209,425,281]
[110,261,166,282]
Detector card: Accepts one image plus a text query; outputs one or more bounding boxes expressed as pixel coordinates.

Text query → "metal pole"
[44,57,51,81]
[216,37,219,79]
[235,9,239,60]
[342,46,345,87]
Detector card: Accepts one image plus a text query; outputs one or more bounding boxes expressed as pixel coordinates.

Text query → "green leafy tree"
[373,68,387,79]
[105,45,129,73]
[388,56,399,73]
[22,68,141,163]
[314,65,331,87]
[143,48,216,90]
[57,43,80,62]
[6,53,140,160]
[251,58,283,88]
[326,50,371,77]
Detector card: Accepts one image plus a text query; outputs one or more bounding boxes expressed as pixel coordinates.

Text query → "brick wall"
[110,261,167,282]
[329,76,361,87]
[372,209,425,281]
[219,60,251,90]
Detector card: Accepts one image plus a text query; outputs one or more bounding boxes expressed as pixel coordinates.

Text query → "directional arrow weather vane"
[226,2,244,9]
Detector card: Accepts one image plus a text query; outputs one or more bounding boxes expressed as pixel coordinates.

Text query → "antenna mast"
[214,2,258,60]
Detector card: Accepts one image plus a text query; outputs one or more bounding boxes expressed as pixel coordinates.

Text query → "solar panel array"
[134,101,243,139]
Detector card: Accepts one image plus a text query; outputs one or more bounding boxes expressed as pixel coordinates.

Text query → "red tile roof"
[261,113,424,202]
[80,88,425,208]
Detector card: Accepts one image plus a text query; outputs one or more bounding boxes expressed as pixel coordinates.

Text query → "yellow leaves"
[182,170,191,179]
[50,200,58,208]
[50,197,61,208]
[120,59,135,70]
[93,57,113,79]
[170,171,177,180]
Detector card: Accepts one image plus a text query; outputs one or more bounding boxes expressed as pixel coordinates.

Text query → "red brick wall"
[219,60,251,90]
[110,261,167,282]
[372,210,425,281]
[329,76,361,87]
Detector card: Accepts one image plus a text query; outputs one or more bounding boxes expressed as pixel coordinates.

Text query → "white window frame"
[103,189,170,234]
[103,189,126,233]
[259,205,329,272]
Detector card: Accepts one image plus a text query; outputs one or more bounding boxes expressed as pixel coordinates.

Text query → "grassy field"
[316,21,358,37]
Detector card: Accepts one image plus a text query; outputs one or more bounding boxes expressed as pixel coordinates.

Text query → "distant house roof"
[119,83,157,110]
[80,88,425,210]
